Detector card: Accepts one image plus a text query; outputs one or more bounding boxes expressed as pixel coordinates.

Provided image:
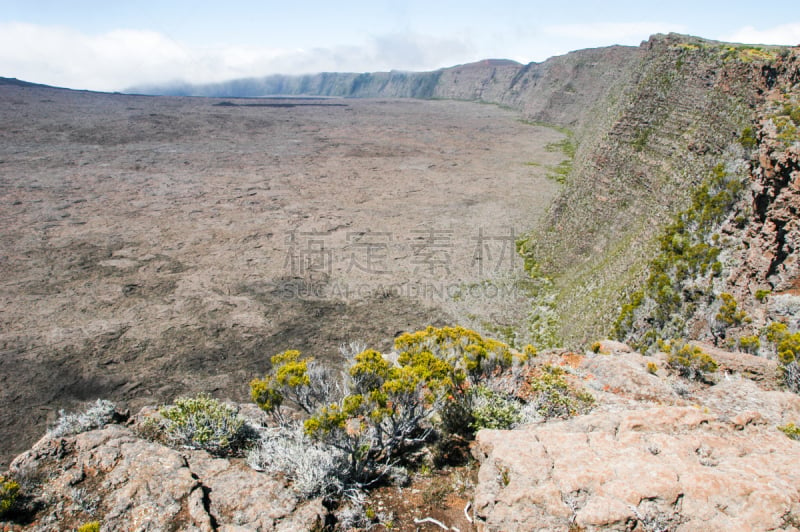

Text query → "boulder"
[473,407,800,531]
[7,425,324,531]
[471,350,800,531]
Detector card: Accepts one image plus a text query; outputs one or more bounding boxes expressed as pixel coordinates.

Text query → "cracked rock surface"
[8,424,324,531]
[471,348,800,531]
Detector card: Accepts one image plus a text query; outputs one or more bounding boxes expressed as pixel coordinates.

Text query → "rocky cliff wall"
[520,34,789,347]
[129,47,640,137]
[610,42,800,350]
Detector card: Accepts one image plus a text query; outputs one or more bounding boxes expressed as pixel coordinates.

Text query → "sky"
[1,1,799,92]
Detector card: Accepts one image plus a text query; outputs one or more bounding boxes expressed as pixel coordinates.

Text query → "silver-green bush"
[469,385,523,430]
[159,393,252,456]
[48,399,117,438]
[246,423,347,498]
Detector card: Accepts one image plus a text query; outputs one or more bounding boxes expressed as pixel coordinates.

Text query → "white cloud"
[0,23,193,90]
[723,23,800,46]
[0,22,475,92]
[544,22,687,43]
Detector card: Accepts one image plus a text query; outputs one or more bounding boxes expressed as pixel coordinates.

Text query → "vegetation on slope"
[247,326,586,497]
[515,34,780,348]
[612,164,748,349]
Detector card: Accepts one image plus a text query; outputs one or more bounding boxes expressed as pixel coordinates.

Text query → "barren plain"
[0,82,565,466]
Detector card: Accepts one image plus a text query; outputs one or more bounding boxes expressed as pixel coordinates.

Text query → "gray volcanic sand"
[0,84,564,466]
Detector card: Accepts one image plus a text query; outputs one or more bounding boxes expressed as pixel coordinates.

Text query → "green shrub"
[739,126,757,149]
[764,321,790,344]
[469,386,523,430]
[775,116,800,144]
[664,341,718,382]
[159,394,251,456]
[305,327,520,484]
[762,322,800,393]
[250,350,339,424]
[522,365,594,419]
[77,522,102,532]
[715,293,750,328]
[777,333,800,364]
[646,361,659,375]
[762,321,800,363]
[523,344,538,358]
[755,289,771,302]
[771,104,800,144]
[0,475,20,518]
[737,335,761,354]
[778,423,800,441]
[786,103,800,126]
[252,326,529,489]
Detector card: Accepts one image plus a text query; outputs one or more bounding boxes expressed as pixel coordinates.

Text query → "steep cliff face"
[611,43,800,350]
[430,46,641,134]
[520,34,790,347]
[723,76,800,326]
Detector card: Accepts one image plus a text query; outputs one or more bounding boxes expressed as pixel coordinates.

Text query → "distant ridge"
[125,45,639,136]
[124,57,528,99]
[0,76,54,88]
[0,76,120,94]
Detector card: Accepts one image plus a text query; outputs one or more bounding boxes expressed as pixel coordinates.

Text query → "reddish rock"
[8,426,325,531]
[472,349,800,531]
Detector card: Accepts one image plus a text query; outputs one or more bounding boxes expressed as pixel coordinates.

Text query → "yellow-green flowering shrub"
[663,340,718,382]
[0,475,20,518]
[251,326,531,488]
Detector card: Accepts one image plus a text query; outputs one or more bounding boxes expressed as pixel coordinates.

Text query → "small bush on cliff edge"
[778,423,800,441]
[762,322,800,393]
[519,364,595,419]
[158,393,253,456]
[736,335,761,354]
[468,385,524,430]
[247,424,348,499]
[48,399,117,438]
[0,475,20,518]
[715,292,751,328]
[738,126,757,149]
[661,340,718,382]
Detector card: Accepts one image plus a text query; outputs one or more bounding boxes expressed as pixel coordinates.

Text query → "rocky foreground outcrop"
[474,405,800,531]
[471,345,800,531]
[4,343,800,531]
[7,423,325,531]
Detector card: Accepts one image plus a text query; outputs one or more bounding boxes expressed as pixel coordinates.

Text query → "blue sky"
[1,1,799,91]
